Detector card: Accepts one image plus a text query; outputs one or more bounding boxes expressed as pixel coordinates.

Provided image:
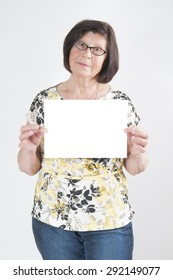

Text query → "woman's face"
[69,32,107,80]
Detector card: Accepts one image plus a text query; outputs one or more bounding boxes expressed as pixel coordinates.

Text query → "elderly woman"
[18,19,148,260]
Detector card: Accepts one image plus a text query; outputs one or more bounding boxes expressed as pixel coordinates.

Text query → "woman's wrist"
[124,151,149,176]
[17,148,41,176]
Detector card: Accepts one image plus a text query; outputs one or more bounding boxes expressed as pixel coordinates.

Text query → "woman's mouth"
[77,62,91,68]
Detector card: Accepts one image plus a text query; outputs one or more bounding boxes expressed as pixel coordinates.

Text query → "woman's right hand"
[18,123,46,153]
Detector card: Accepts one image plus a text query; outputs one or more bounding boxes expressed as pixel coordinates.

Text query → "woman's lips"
[77,62,91,68]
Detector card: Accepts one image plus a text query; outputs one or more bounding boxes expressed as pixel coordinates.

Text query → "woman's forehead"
[80,31,107,46]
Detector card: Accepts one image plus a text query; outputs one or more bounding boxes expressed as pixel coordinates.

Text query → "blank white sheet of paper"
[44,100,128,158]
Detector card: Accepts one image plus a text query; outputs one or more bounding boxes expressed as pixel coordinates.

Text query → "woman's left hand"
[124,126,148,157]
[124,126,149,175]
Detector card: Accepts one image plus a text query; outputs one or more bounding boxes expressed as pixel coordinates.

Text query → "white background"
[0,0,173,260]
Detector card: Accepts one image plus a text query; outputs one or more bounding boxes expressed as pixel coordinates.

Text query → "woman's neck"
[66,76,99,99]
[57,76,110,100]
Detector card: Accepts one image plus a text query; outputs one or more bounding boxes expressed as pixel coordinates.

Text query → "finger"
[130,136,148,148]
[20,124,40,133]
[19,130,36,141]
[125,127,148,139]
[19,128,45,142]
[34,128,46,139]
[130,143,146,156]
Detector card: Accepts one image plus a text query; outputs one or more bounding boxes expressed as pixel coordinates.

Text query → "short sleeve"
[26,90,48,125]
[127,99,140,127]
[111,90,140,127]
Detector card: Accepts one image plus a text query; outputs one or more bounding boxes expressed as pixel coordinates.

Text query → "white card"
[44,100,128,158]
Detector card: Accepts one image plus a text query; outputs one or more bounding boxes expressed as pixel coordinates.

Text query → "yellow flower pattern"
[26,86,140,231]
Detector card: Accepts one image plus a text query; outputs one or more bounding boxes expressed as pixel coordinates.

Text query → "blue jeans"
[32,218,134,260]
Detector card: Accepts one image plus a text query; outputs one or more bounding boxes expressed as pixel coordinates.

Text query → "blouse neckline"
[53,84,112,100]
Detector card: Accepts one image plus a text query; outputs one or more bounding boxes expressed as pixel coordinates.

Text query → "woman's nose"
[82,48,92,58]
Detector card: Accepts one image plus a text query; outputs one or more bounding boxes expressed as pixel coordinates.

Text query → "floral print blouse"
[26,85,140,231]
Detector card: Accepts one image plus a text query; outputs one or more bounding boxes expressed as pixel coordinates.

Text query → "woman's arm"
[123,126,149,176]
[17,123,46,176]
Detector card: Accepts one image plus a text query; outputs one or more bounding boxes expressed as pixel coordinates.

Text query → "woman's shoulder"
[108,88,140,125]
[110,88,131,101]
[99,85,131,101]
[32,85,61,101]
[27,85,60,125]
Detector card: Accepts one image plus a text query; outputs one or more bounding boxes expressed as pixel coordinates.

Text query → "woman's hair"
[63,19,119,83]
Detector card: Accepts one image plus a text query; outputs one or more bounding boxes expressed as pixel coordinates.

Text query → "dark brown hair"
[63,19,119,83]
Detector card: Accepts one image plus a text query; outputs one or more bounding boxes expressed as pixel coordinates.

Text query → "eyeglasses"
[75,40,107,56]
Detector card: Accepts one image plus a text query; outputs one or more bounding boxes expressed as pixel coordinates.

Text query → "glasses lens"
[76,41,87,50]
[91,47,105,56]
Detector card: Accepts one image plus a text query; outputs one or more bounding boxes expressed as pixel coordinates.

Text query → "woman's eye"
[92,47,102,54]
[95,48,101,52]
[79,41,85,48]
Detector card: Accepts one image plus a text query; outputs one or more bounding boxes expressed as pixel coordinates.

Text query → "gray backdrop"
[0,0,172,259]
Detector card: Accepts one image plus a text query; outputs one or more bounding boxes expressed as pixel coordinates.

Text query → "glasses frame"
[75,40,107,56]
